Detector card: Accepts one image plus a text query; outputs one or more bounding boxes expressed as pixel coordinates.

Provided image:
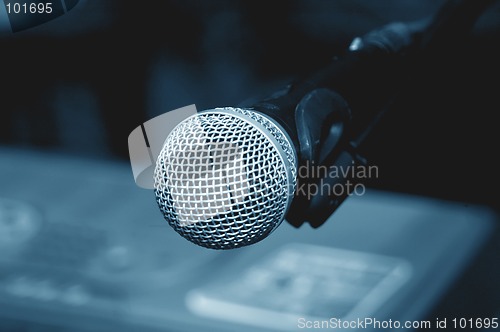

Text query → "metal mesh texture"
[154,108,297,249]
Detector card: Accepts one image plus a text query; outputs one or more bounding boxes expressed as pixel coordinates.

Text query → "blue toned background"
[0,1,499,331]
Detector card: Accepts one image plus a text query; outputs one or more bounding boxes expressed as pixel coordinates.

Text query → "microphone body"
[153,22,416,249]
[153,0,495,249]
[252,22,418,228]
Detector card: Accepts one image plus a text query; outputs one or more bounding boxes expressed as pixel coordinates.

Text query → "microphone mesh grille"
[154,108,296,249]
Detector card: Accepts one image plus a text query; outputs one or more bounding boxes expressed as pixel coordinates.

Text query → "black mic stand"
[250,0,497,228]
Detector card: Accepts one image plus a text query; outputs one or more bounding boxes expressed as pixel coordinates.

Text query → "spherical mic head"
[154,107,297,249]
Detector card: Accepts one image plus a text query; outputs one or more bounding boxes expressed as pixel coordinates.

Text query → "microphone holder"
[250,0,497,228]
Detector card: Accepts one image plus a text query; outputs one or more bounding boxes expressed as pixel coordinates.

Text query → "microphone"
[154,107,298,250]
[154,22,415,250]
[152,0,495,250]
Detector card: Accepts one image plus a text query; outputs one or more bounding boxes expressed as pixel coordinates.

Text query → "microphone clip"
[286,88,368,228]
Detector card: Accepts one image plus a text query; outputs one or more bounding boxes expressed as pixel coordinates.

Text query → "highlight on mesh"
[166,138,250,226]
[159,115,256,226]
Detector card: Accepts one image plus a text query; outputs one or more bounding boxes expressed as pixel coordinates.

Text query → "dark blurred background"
[1,0,499,330]
[1,0,499,206]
